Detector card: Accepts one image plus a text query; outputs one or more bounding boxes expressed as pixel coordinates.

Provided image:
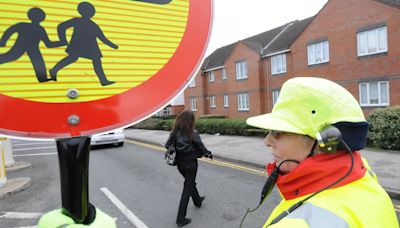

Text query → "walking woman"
[165,110,213,227]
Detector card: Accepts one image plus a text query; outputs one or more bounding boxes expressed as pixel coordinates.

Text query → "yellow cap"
[246,77,365,139]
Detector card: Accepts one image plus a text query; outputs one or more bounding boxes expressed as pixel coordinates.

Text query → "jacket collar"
[267,151,366,200]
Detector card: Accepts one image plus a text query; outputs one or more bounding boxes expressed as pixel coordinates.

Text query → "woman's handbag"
[164,144,177,166]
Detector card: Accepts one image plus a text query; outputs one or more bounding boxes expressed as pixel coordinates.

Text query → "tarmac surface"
[124,128,400,200]
[1,129,399,201]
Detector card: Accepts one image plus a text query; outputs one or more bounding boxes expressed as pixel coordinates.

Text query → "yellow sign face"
[0,0,188,102]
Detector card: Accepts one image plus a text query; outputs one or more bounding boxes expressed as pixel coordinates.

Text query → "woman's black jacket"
[165,130,210,161]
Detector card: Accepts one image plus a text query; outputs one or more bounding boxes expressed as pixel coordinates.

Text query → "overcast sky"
[205,0,329,55]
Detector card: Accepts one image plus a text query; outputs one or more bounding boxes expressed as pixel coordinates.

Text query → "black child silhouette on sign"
[0,8,64,82]
[50,2,119,86]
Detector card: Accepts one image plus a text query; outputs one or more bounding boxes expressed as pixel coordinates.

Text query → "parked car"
[90,129,125,147]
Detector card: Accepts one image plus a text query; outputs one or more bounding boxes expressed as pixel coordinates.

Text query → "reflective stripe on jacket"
[264,161,399,228]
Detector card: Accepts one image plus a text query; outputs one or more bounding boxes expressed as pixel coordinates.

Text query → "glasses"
[269,130,285,138]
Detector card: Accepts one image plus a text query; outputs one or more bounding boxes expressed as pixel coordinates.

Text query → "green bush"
[195,118,262,136]
[132,117,264,136]
[199,114,226,119]
[367,106,400,150]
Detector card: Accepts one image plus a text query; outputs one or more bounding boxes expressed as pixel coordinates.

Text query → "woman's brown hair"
[172,109,195,140]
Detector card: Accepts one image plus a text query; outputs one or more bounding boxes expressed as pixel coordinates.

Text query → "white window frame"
[223,94,229,108]
[357,26,387,57]
[222,68,227,80]
[188,78,196,88]
[208,71,215,82]
[271,54,287,75]
[359,81,389,107]
[189,97,197,111]
[235,60,248,80]
[209,96,216,108]
[272,90,280,106]
[307,41,329,65]
[237,93,249,111]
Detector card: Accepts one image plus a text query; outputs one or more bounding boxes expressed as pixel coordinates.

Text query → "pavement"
[124,128,400,200]
[0,162,32,199]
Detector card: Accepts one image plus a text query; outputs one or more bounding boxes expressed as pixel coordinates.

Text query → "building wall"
[286,0,400,116]
[185,0,400,119]
[204,42,264,118]
[184,68,206,117]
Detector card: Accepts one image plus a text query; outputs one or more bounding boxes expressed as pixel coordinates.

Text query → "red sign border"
[0,0,212,138]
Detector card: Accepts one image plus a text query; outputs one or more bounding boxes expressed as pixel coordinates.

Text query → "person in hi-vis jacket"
[246,77,398,228]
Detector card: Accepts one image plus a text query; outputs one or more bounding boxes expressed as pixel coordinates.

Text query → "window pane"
[358,33,367,55]
[238,63,242,78]
[316,43,323,63]
[308,45,315,64]
[190,98,196,110]
[367,30,377,53]
[378,27,387,51]
[323,41,329,61]
[276,56,282,72]
[271,57,276,74]
[244,61,247,77]
[235,63,239,79]
[380,82,388,103]
[360,84,368,104]
[369,82,379,104]
[244,94,248,109]
[272,90,280,105]
[282,54,286,71]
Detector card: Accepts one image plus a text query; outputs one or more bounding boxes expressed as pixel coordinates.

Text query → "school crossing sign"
[0,0,212,138]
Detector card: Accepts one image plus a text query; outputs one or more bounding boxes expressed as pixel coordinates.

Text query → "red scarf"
[266,151,366,200]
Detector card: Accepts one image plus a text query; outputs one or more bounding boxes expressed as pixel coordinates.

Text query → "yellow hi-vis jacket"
[264,156,398,228]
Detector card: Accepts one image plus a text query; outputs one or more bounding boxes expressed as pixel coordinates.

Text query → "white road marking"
[101,187,148,228]
[0,212,42,219]
[14,152,57,157]
[12,142,55,146]
[13,147,56,152]
[11,226,37,228]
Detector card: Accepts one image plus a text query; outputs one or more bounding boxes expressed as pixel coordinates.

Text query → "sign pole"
[0,140,6,188]
[4,138,14,168]
[56,136,94,224]
[38,136,116,227]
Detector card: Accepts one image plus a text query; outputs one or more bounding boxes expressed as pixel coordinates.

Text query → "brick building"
[184,0,400,118]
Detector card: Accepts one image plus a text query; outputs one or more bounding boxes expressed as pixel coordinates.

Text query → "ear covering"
[334,122,369,151]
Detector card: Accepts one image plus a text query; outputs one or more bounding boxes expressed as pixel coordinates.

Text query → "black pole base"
[56,136,95,224]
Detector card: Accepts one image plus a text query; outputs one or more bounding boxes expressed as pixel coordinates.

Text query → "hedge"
[367,106,400,150]
[132,117,265,136]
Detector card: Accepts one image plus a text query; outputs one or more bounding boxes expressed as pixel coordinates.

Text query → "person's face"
[265,131,314,174]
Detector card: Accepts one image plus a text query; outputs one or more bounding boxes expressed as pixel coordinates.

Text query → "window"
[223,94,229,108]
[307,41,329,65]
[189,97,197,111]
[237,93,249,111]
[271,54,287,75]
[155,107,171,117]
[272,90,280,106]
[359,81,389,106]
[357,26,387,56]
[208,71,215,82]
[188,79,195,88]
[222,68,227,80]
[209,96,216,108]
[235,60,247,80]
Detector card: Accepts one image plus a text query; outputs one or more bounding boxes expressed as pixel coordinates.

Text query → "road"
[1,139,399,227]
[1,139,278,227]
